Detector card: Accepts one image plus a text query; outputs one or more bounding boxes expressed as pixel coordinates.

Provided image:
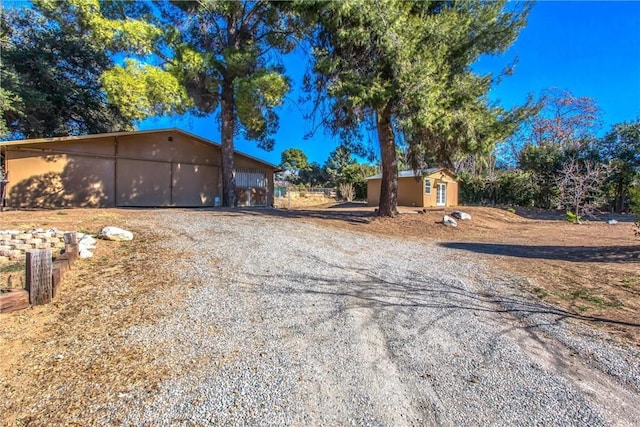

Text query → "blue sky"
[140,1,640,166]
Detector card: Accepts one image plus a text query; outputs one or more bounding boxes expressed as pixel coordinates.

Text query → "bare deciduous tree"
[556,158,606,220]
[338,183,355,202]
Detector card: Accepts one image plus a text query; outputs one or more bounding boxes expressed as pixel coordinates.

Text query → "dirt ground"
[278,203,639,345]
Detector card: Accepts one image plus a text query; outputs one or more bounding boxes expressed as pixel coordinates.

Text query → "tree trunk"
[220,78,237,207]
[376,104,398,217]
[616,179,624,213]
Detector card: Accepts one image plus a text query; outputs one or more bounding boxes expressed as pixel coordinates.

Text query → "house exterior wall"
[3,130,276,208]
[114,131,222,207]
[171,163,220,207]
[116,132,220,165]
[115,159,174,207]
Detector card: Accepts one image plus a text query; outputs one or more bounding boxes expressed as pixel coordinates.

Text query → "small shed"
[366,168,459,208]
[0,128,280,208]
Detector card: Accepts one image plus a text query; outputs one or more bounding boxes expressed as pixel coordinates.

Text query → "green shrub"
[565,211,582,224]
[496,169,536,207]
[459,169,536,207]
[458,172,487,205]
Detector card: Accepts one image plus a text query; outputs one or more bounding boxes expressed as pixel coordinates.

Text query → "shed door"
[436,183,446,206]
[116,159,171,207]
[116,159,219,207]
[172,163,218,207]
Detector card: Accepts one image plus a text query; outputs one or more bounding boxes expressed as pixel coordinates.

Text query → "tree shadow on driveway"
[438,242,640,263]
[252,257,640,329]
[236,207,375,224]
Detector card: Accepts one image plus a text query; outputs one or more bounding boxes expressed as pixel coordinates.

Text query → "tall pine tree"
[46,0,303,207]
[305,0,534,216]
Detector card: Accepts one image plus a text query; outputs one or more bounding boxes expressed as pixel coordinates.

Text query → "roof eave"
[0,128,282,171]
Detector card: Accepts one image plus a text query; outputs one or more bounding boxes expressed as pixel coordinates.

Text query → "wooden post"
[63,231,78,247]
[63,232,78,262]
[26,249,52,305]
[51,263,63,298]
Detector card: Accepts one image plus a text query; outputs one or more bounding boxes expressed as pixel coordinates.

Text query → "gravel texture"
[110,210,639,426]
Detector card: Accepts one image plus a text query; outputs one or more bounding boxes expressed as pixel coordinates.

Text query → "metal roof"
[0,128,281,171]
[365,167,446,180]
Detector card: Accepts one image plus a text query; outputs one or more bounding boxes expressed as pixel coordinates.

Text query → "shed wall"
[3,130,276,208]
[397,177,424,207]
[367,179,381,207]
[367,177,424,207]
[6,143,117,208]
[367,170,459,208]
[423,171,458,207]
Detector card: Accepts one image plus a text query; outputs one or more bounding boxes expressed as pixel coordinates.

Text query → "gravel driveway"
[114,210,639,426]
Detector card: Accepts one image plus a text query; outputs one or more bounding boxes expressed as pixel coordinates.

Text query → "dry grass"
[0,209,199,425]
[274,192,338,209]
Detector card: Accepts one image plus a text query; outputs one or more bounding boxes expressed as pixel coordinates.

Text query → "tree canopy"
[325,146,357,187]
[47,0,302,206]
[0,4,133,139]
[455,85,638,221]
[516,89,602,209]
[280,148,309,178]
[304,0,534,216]
[2,0,543,213]
[600,119,640,212]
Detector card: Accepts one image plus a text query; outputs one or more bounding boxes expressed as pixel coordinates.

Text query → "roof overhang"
[1,128,282,171]
[365,167,452,180]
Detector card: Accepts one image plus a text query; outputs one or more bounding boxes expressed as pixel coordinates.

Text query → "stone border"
[0,230,68,262]
[0,232,78,313]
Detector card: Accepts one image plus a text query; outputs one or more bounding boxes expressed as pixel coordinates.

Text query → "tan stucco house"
[0,128,279,208]
[366,168,459,208]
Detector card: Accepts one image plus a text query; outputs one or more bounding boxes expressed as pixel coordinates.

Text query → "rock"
[607,219,618,225]
[451,211,472,220]
[78,234,97,250]
[79,248,93,258]
[443,215,458,227]
[98,226,134,241]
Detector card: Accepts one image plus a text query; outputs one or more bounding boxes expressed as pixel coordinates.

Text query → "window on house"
[424,178,431,194]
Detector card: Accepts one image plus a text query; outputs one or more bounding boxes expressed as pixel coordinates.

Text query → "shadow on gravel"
[252,260,640,329]
[439,242,640,264]
[235,207,374,224]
